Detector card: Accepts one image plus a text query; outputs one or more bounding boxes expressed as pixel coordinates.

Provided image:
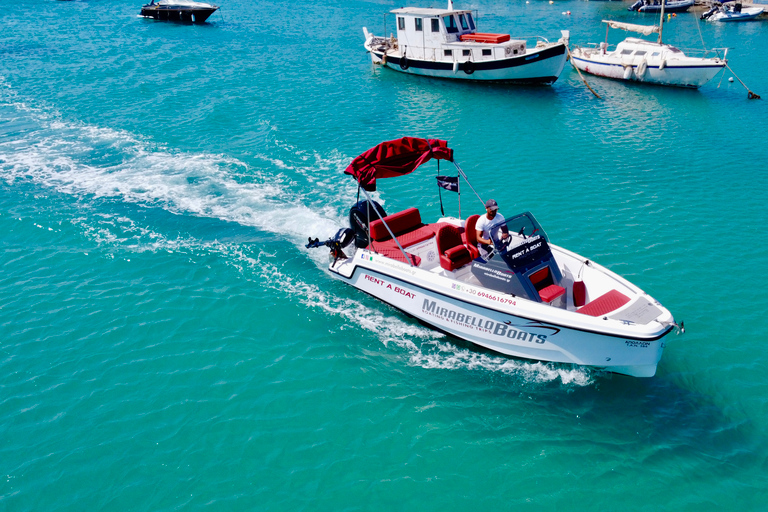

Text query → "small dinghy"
[307,138,682,377]
[140,0,219,23]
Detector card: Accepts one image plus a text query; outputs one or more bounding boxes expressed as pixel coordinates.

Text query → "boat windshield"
[488,212,552,271]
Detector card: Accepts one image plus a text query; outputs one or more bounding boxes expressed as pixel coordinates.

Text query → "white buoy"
[729,77,734,82]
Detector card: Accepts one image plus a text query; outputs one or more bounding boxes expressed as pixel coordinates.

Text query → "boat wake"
[0,90,594,386]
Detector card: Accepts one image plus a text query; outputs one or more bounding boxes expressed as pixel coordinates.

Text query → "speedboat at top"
[628,0,694,12]
[362,0,570,84]
[306,138,682,377]
[140,0,219,23]
[570,19,727,88]
[701,2,764,21]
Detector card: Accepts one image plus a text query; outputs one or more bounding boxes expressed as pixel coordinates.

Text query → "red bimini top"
[344,137,453,191]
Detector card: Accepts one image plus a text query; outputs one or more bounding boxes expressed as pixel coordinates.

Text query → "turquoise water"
[2,0,768,509]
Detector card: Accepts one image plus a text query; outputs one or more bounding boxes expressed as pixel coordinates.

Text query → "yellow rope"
[567,46,601,100]
[725,62,760,99]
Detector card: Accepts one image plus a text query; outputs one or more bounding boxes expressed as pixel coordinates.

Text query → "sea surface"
[2,0,768,510]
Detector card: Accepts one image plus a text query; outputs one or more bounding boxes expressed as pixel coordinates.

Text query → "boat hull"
[370,44,568,84]
[570,53,724,88]
[709,8,763,21]
[332,251,672,377]
[140,5,218,23]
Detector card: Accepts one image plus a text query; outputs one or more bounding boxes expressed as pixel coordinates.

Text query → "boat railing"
[580,43,729,60]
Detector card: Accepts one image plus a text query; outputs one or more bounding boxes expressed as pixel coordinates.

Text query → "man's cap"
[485,199,498,211]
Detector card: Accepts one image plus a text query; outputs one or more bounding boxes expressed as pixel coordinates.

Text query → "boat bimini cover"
[344,137,453,191]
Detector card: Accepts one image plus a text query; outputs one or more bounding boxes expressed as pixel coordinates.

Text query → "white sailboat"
[570,5,727,88]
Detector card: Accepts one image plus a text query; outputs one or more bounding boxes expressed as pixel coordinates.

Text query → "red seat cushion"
[396,225,438,247]
[369,208,423,242]
[367,247,421,267]
[577,290,631,317]
[538,284,565,303]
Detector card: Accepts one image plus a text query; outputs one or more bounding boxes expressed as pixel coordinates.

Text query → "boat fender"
[453,61,459,74]
[399,55,409,70]
[381,53,387,65]
[463,60,475,75]
[659,58,666,70]
[622,65,632,80]
[573,280,586,308]
[636,58,647,78]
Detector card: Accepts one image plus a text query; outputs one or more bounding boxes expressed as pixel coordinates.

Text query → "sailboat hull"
[570,37,725,88]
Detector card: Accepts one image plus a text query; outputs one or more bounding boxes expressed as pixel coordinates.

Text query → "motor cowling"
[349,200,386,248]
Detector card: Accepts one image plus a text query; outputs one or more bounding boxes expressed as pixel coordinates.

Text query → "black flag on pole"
[436,175,459,192]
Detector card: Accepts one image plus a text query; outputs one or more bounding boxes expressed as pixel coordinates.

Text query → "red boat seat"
[436,225,471,271]
[530,267,565,303]
[460,214,481,260]
[576,290,631,317]
[370,208,423,241]
[368,248,421,267]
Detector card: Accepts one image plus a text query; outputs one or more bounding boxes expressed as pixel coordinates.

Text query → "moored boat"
[570,20,726,88]
[140,0,219,23]
[363,1,569,84]
[701,2,764,21]
[307,138,682,377]
[628,0,694,12]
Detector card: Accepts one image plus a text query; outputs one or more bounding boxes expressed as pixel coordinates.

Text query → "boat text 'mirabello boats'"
[307,138,683,377]
[363,1,569,84]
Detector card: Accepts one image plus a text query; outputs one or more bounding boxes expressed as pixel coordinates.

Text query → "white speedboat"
[570,20,726,88]
[307,138,682,377]
[362,1,569,85]
[140,0,219,23]
[701,2,763,21]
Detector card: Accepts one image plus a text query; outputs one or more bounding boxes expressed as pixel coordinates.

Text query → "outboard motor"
[701,5,718,19]
[306,228,355,264]
[348,200,386,248]
[628,0,643,11]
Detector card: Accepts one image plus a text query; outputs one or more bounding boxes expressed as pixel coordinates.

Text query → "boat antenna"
[452,161,485,208]
[447,0,454,10]
[658,0,666,44]
[437,160,445,217]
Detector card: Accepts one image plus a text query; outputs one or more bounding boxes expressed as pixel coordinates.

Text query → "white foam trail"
[0,95,593,386]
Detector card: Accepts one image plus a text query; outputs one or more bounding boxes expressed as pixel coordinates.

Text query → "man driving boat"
[475,199,509,258]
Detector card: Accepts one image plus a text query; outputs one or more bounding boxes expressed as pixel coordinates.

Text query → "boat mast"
[658,0,665,44]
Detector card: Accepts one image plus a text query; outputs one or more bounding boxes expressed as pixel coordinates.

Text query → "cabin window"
[462,49,470,56]
[443,15,458,33]
[620,49,633,55]
[466,13,475,30]
[651,52,660,56]
[458,14,469,30]
[415,18,422,31]
[635,50,646,56]
[398,17,405,30]
[482,49,492,56]
[431,18,440,32]
[444,49,453,57]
